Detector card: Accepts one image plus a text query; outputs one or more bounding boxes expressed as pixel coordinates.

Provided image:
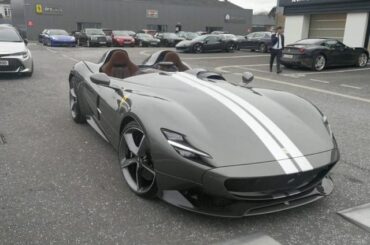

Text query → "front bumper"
[157,149,339,217]
[50,40,76,47]
[0,52,33,74]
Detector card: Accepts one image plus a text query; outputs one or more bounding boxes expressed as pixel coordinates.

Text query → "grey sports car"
[68,49,339,217]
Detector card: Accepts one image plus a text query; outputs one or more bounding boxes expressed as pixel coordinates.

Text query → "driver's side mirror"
[90,73,111,86]
[24,39,28,46]
[242,72,254,84]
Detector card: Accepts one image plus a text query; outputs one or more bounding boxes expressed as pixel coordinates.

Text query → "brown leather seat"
[101,50,139,79]
[162,51,190,72]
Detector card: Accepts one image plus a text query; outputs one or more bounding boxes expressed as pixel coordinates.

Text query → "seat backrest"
[162,52,190,72]
[101,50,139,79]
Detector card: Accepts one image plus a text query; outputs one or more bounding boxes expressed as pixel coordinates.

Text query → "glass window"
[0,28,22,42]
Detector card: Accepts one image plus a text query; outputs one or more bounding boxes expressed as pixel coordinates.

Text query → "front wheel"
[356,52,368,67]
[119,121,157,198]
[225,43,235,52]
[193,43,203,53]
[312,54,326,71]
[69,77,86,124]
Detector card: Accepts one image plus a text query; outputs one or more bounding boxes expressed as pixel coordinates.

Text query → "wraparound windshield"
[86,29,105,35]
[49,30,69,36]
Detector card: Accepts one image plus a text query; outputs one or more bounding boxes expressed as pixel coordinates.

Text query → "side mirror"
[90,73,111,86]
[242,72,254,84]
[24,39,28,45]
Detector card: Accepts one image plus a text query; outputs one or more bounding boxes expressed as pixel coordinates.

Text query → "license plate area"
[283,54,294,59]
[0,60,9,66]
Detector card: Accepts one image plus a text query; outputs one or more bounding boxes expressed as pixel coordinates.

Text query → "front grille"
[0,58,23,72]
[97,37,106,42]
[225,164,334,200]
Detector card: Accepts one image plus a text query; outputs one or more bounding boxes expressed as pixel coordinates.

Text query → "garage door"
[309,14,347,41]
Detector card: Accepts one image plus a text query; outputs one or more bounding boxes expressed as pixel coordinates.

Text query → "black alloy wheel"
[119,121,157,198]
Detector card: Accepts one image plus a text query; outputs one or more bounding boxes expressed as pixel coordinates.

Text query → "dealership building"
[280,0,370,49]
[9,0,252,40]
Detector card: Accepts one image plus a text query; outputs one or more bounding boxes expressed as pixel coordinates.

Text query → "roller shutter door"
[309,14,347,41]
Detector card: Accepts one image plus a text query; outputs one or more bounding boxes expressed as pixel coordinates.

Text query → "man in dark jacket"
[270,26,284,74]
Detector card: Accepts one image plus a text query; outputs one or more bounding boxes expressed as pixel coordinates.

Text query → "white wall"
[343,12,369,47]
[284,15,310,45]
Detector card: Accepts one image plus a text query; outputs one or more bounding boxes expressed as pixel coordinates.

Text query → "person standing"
[270,26,284,74]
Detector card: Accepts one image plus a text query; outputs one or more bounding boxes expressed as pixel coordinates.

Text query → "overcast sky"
[228,0,277,13]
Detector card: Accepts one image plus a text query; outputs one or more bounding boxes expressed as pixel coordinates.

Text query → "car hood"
[176,40,193,47]
[0,42,27,55]
[123,72,336,169]
[50,35,75,41]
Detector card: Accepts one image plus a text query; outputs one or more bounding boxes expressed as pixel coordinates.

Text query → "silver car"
[0,25,33,76]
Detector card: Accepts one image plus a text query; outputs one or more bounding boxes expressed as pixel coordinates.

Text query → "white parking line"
[230,73,370,104]
[340,84,362,90]
[288,67,370,76]
[310,79,330,84]
[182,54,269,60]
[215,65,269,74]
[46,47,58,54]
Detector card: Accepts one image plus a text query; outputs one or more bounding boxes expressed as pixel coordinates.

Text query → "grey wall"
[16,0,252,40]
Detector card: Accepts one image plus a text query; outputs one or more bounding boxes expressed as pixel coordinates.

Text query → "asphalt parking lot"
[1,43,370,245]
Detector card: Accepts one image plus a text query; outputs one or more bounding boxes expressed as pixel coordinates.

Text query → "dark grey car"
[68,49,340,217]
[238,31,272,53]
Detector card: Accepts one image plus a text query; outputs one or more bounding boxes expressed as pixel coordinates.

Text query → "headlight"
[7,51,28,58]
[161,129,211,159]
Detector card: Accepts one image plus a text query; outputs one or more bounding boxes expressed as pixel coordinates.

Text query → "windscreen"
[0,28,22,42]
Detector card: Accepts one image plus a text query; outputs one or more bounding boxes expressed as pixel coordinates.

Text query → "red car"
[111,30,135,47]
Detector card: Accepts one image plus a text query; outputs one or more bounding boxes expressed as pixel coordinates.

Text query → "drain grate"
[0,134,6,145]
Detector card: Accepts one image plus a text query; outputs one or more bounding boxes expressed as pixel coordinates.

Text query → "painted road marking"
[310,79,330,84]
[181,54,269,60]
[340,84,362,90]
[287,67,370,76]
[229,73,370,104]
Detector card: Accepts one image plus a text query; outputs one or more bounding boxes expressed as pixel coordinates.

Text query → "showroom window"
[4,7,11,18]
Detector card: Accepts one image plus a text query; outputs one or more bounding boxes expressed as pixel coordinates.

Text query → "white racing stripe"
[172,74,299,174]
[179,72,314,172]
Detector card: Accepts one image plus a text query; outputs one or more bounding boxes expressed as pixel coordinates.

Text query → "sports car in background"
[134,33,160,47]
[111,30,136,47]
[76,28,107,47]
[0,24,33,76]
[155,32,184,47]
[176,34,236,53]
[238,31,272,53]
[281,38,369,71]
[42,29,76,47]
[68,49,340,217]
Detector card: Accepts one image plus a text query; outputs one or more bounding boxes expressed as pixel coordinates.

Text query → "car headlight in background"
[161,129,211,159]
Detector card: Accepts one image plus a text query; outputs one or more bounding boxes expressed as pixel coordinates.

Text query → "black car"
[281,39,369,71]
[155,33,184,47]
[102,29,113,47]
[176,34,236,53]
[38,29,49,43]
[68,49,339,217]
[134,33,160,47]
[76,28,107,47]
[238,31,272,53]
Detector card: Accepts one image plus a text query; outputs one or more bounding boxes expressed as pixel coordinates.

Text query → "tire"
[356,52,368,67]
[69,77,86,124]
[118,121,157,198]
[193,43,203,53]
[259,43,267,53]
[86,40,91,47]
[312,54,326,71]
[225,42,235,53]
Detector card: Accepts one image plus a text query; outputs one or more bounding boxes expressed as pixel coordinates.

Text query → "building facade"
[0,0,11,22]
[279,0,370,49]
[10,0,252,40]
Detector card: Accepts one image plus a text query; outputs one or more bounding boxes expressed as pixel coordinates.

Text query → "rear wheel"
[69,77,86,123]
[193,43,203,53]
[357,52,368,67]
[119,121,157,198]
[225,42,235,52]
[259,43,267,53]
[312,54,326,71]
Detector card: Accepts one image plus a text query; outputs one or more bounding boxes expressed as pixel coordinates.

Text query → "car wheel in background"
[357,52,368,67]
[119,121,157,198]
[86,40,91,47]
[193,43,203,53]
[312,54,326,71]
[69,77,86,124]
[259,43,267,53]
[225,42,235,52]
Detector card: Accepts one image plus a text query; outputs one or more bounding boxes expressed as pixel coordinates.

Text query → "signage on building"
[35,4,63,15]
[146,9,158,18]
[280,0,366,6]
[224,14,246,24]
